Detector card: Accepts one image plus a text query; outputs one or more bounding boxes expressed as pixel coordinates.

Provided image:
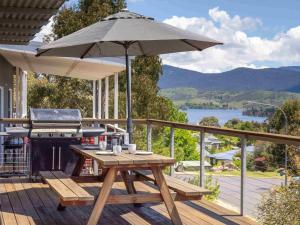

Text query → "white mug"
[128,144,136,154]
[113,145,121,155]
[116,145,122,154]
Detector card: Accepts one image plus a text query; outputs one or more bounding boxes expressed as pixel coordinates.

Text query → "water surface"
[182,109,267,125]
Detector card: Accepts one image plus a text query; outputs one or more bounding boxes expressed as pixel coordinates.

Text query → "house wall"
[0,55,14,118]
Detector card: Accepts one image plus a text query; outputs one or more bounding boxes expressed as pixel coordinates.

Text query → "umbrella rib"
[36,48,50,57]
[181,39,203,51]
[137,41,145,55]
[80,43,96,59]
[65,61,80,76]
[111,41,137,48]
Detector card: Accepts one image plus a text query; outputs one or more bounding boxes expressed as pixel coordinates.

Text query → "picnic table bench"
[134,170,211,200]
[40,171,94,210]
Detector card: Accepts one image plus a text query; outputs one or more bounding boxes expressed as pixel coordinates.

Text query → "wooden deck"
[0,178,259,225]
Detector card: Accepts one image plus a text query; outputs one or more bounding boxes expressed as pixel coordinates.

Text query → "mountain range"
[159,65,300,92]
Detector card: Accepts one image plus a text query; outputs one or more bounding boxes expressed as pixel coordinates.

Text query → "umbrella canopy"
[37,10,221,58]
[37,9,222,143]
[0,42,125,80]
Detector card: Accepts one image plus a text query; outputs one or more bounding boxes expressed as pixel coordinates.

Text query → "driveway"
[174,172,283,218]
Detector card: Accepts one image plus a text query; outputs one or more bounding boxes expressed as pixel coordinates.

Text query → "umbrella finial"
[103,9,154,21]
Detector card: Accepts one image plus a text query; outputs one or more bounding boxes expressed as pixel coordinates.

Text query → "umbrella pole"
[125,46,133,143]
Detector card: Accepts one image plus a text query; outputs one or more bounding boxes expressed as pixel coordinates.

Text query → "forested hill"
[159,65,300,92]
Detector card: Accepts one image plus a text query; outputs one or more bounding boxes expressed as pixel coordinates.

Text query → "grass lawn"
[206,170,281,178]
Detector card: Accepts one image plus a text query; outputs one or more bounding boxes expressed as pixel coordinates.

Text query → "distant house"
[208,146,254,165]
[195,134,222,152]
[176,160,211,172]
[204,135,222,150]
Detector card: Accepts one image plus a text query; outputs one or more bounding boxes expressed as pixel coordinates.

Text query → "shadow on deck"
[0,178,258,225]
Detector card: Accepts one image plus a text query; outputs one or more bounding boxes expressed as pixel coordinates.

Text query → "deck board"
[0,178,259,225]
[21,182,57,225]
[12,181,42,225]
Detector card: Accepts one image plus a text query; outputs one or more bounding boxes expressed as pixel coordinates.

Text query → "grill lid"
[30,108,82,123]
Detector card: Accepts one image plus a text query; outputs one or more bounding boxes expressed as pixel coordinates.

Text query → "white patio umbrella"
[0,42,124,80]
[36,9,222,143]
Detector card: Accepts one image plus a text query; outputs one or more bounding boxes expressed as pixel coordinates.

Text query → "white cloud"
[33,17,54,42]
[163,7,300,73]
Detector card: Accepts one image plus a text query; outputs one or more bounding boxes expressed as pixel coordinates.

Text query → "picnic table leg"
[121,171,142,207]
[87,167,117,225]
[72,154,86,176]
[120,171,137,194]
[151,167,183,225]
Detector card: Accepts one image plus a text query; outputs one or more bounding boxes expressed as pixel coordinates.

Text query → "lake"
[182,109,267,125]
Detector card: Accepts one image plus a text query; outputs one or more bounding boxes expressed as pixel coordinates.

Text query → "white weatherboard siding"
[0,86,4,165]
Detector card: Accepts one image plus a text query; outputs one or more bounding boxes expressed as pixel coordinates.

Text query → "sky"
[34,0,300,73]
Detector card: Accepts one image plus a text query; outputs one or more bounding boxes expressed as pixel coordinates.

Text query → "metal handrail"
[1,117,300,145]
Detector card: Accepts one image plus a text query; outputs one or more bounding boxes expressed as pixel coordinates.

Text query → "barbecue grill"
[5,108,105,176]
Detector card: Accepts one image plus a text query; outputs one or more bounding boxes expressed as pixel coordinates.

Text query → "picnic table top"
[70,145,175,168]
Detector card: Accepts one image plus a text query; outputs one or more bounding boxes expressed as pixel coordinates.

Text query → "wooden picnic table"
[70,145,183,225]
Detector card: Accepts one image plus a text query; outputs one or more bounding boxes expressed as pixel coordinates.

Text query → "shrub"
[189,175,220,201]
[258,182,300,225]
[233,158,241,169]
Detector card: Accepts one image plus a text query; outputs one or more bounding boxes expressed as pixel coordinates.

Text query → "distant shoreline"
[180,106,271,118]
[181,108,268,125]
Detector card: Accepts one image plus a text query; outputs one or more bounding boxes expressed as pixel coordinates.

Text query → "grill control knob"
[71,133,76,137]
[37,133,42,137]
[60,133,65,137]
[49,133,53,137]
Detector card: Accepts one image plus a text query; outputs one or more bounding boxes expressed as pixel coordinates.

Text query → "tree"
[224,118,266,132]
[151,125,199,162]
[28,73,94,116]
[199,116,220,127]
[268,100,300,175]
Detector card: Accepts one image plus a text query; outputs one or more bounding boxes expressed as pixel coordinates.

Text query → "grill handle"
[58,146,61,170]
[52,146,55,170]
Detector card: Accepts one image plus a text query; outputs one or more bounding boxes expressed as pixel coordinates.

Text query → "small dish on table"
[95,151,114,155]
[134,151,153,155]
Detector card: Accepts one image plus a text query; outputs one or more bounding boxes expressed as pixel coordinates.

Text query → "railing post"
[147,123,152,152]
[97,79,102,119]
[92,80,96,119]
[170,127,175,176]
[240,136,247,216]
[114,73,119,128]
[199,131,205,187]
